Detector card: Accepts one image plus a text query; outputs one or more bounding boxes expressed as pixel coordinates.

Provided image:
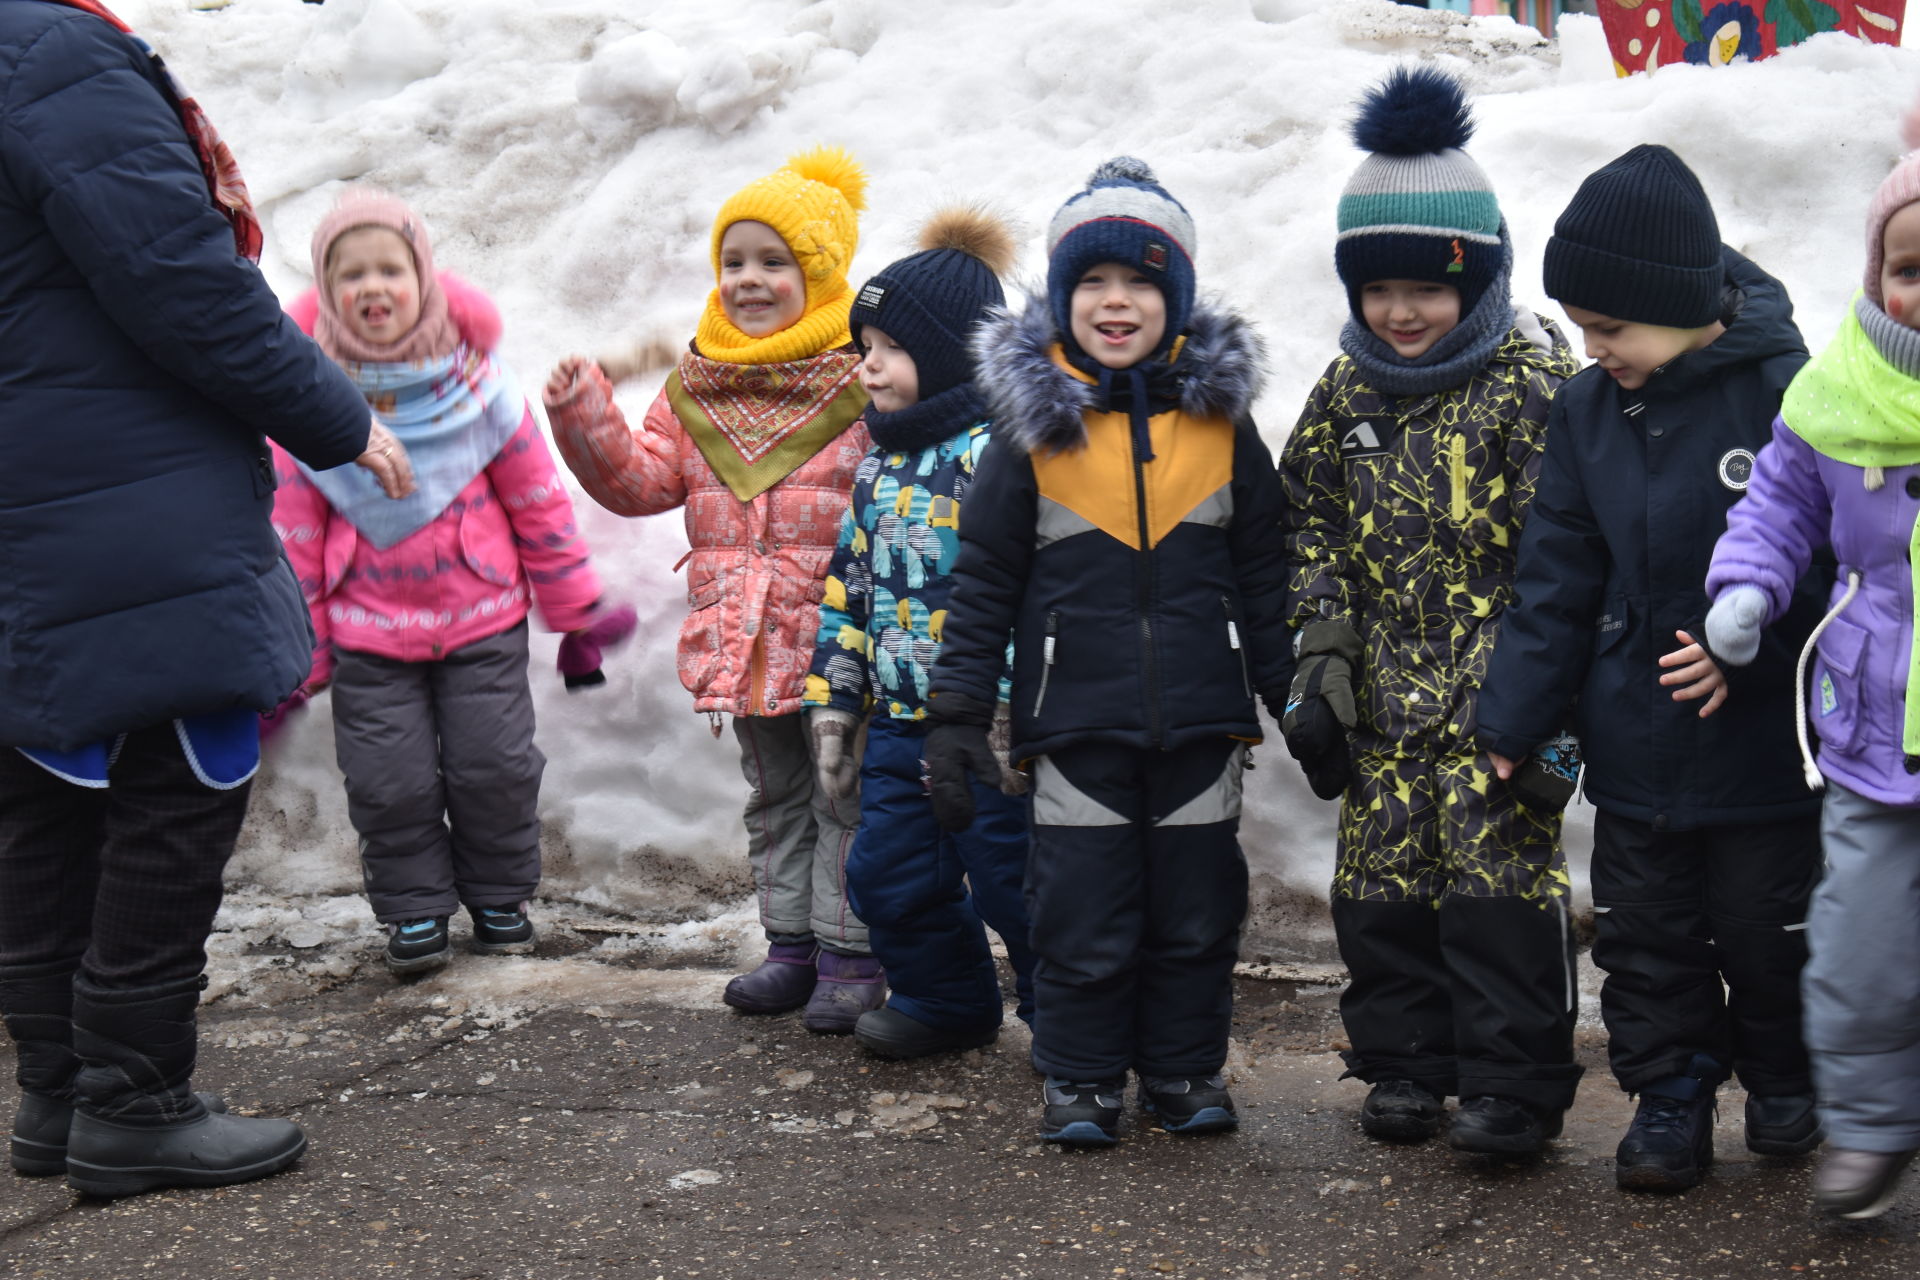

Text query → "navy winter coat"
[0,1,369,749]
[1476,249,1828,830]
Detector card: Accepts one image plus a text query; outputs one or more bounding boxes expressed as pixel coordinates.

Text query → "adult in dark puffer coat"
[0,0,408,1199]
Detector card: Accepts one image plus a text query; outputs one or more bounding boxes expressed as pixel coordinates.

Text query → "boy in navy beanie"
[1478,142,1828,1191]
[924,159,1294,1146]
[802,208,1039,1061]
[1278,66,1582,1159]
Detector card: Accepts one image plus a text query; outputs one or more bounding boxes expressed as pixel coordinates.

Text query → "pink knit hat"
[1865,97,1920,305]
[309,186,458,364]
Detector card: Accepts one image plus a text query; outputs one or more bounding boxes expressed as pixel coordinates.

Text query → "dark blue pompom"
[1090,156,1156,185]
[1351,66,1474,156]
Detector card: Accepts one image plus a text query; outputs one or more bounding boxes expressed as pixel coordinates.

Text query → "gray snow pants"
[333,623,544,924]
[732,714,867,955]
[1806,783,1920,1152]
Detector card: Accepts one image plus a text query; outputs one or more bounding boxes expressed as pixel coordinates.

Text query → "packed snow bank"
[141,0,1916,941]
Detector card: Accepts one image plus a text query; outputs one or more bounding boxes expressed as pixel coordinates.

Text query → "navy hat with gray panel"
[1045,157,1196,358]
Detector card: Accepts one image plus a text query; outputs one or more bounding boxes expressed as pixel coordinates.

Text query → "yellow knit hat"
[696,146,868,365]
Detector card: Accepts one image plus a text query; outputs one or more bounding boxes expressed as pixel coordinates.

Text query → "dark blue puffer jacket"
[0,1,370,749]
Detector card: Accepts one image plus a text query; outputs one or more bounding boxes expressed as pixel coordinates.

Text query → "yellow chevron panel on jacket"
[1030,408,1235,551]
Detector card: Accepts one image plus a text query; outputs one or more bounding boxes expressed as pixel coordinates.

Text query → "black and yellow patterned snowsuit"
[1280,320,1584,1110]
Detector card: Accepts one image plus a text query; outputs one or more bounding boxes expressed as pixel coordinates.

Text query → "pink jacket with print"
[272,277,603,687]
[547,361,868,718]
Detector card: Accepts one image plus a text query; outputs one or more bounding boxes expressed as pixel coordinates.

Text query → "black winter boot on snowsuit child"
[1478,144,1828,1193]
[1279,67,1583,1158]
[926,159,1295,1146]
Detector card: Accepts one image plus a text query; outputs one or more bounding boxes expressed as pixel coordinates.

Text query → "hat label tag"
[1142,242,1168,272]
[856,283,887,310]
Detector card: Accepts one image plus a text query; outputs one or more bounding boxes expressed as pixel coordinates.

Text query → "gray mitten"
[989,701,1028,796]
[1705,584,1768,667]
[807,708,862,801]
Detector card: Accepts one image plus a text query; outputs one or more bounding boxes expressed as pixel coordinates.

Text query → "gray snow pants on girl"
[332,623,544,924]
[1805,783,1920,1153]
[732,714,868,955]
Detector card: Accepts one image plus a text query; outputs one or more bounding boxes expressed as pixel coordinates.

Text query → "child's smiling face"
[327,226,422,347]
[718,220,806,338]
[1069,262,1167,369]
[1360,280,1460,360]
[1881,202,1920,330]
[856,324,919,413]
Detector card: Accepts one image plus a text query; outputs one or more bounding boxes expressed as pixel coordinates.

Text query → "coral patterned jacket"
[271,279,603,687]
[547,358,869,718]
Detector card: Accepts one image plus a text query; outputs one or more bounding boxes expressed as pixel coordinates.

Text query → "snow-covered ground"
[121,0,1917,946]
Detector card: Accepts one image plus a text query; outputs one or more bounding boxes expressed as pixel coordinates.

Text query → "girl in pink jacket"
[543,149,881,1033]
[272,188,632,977]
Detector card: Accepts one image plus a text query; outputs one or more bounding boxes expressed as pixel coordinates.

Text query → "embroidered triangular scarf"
[668,348,868,502]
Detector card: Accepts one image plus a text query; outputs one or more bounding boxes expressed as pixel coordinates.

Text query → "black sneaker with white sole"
[1138,1074,1238,1134]
[1040,1078,1125,1146]
[384,917,450,975]
[469,904,535,954]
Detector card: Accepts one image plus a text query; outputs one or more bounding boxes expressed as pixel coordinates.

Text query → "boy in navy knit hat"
[802,207,1038,1061]
[1478,143,1828,1191]
[1279,67,1582,1158]
[925,159,1294,1146]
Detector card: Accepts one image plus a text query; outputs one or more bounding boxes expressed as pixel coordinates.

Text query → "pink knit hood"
[1865,96,1920,306]
[310,187,461,364]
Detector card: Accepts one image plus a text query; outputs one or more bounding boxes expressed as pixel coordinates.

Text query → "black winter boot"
[1615,1054,1723,1193]
[0,960,81,1176]
[65,974,304,1198]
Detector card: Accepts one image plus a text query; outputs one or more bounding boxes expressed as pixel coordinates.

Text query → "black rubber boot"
[66,974,305,1198]
[0,960,81,1176]
[853,1006,998,1060]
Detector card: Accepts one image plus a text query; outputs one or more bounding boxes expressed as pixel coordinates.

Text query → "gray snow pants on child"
[732,714,868,955]
[1805,783,1920,1153]
[332,623,544,924]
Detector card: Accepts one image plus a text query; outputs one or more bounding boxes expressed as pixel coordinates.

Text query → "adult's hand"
[354,418,415,499]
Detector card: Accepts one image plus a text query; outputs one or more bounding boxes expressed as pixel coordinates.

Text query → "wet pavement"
[3,904,1918,1280]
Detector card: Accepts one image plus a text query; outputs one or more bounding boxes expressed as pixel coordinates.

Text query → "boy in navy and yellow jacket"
[926,159,1294,1146]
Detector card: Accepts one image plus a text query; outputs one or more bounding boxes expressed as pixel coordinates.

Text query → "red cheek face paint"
[1892,295,1907,322]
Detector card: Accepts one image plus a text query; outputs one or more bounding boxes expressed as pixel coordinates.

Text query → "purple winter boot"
[722,943,818,1014]
[802,952,886,1034]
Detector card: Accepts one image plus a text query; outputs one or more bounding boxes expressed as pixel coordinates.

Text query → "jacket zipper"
[1032,611,1059,717]
[1223,595,1251,697]
[1132,430,1162,746]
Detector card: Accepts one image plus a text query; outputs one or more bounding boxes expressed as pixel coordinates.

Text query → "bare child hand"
[1486,751,1517,781]
[544,355,590,406]
[1658,629,1727,718]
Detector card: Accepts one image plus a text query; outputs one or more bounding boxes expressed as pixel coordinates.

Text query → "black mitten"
[1281,619,1364,801]
[1508,731,1582,813]
[924,691,998,833]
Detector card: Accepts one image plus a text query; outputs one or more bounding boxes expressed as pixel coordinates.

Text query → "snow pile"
[126,0,1917,939]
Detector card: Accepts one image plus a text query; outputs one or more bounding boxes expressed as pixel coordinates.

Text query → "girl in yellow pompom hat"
[544,147,883,1032]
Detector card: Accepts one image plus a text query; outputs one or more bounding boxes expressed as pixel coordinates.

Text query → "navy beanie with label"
[1335,66,1507,322]
[1543,143,1723,328]
[849,207,1015,401]
[1045,157,1196,357]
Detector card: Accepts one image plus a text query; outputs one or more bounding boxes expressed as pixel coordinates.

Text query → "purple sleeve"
[1706,416,1832,624]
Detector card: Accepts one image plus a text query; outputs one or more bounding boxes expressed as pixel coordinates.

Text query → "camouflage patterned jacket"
[1280,318,1577,757]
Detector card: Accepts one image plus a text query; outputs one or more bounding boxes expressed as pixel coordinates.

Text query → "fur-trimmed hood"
[970,294,1268,455]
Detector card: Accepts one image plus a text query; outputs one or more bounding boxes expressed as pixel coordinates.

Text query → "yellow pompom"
[787,145,867,214]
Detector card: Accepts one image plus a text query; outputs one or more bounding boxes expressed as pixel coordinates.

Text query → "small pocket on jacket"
[1594,596,1630,655]
[457,503,517,587]
[1813,614,1869,753]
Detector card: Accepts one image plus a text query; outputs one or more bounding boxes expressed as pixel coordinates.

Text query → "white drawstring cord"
[1794,570,1863,791]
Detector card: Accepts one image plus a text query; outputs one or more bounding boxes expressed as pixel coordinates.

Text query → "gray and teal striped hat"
[1334,67,1508,320]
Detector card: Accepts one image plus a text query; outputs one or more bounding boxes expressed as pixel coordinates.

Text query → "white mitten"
[1705,584,1768,667]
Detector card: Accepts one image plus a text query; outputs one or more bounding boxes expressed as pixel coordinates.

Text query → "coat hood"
[1654,247,1806,395]
[970,294,1267,455]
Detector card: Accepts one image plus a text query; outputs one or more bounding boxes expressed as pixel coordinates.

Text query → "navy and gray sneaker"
[1139,1074,1238,1135]
[385,917,451,975]
[469,904,536,955]
[1041,1077,1125,1146]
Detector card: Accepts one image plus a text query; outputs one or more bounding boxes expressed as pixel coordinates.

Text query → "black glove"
[923,691,999,833]
[1508,731,1582,813]
[1281,619,1363,802]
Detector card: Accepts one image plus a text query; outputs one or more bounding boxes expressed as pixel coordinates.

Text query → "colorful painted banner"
[1599,0,1904,74]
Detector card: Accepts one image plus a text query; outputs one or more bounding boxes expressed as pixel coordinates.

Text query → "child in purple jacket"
[1706,103,1920,1220]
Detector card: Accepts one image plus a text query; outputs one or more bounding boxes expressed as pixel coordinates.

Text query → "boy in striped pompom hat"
[1279,66,1582,1159]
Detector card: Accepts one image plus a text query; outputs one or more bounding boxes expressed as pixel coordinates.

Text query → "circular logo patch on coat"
[1717,448,1755,492]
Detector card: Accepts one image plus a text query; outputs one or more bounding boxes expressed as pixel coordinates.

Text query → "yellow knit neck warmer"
[694,285,854,366]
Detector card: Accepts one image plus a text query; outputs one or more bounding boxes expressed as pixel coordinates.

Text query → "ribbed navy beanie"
[1543,144,1723,328]
[1335,67,1507,321]
[1045,158,1196,357]
[850,208,1015,401]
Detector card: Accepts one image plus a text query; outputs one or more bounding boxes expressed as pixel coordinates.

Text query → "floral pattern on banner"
[1599,0,1903,75]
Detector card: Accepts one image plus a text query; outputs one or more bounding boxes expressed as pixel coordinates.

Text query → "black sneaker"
[385,918,450,975]
[1138,1074,1238,1135]
[1040,1078,1125,1147]
[1815,1148,1918,1219]
[1448,1095,1563,1156]
[853,1007,998,1059]
[469,904,535,955]
[1361,1078,1444,1142]
[1616,1086,1715,1192]
[1745,1092,1822,1157]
